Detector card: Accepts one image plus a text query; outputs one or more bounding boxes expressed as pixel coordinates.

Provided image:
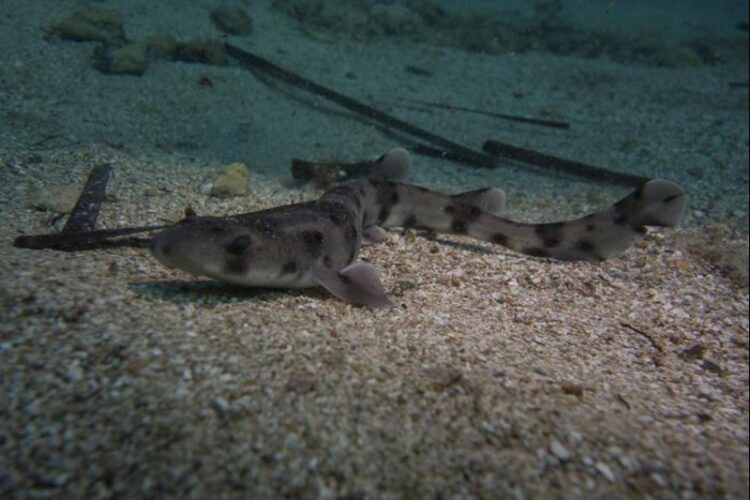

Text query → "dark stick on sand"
[402,98,571,130]
[483,140,649,186]
[63,163,113,233]
[13,224,172,251]
[224,43,498,169]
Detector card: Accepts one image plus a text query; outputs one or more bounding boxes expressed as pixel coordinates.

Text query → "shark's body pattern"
[150,149,686,307]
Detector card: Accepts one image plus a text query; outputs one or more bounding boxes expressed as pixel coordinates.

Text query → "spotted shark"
[150,148,686,307]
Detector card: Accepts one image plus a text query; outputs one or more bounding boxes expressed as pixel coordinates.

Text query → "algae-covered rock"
[173,38,229,65]
[369,3,423,36]
[95,41,149,75]
[211,163,250,198]
[210,5,254,36]
[145,32,179,58]
[54,6,126,44]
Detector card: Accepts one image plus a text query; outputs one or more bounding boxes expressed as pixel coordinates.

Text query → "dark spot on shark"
[323,255,332,268]
[444,205,456,215]
[373,178,398,210]
[378,206,391,224]
[302,230,324,257]
[577,240,595,253]
[613,215,627,225]
[404,215,419,227]
[452,219,468,234]
[281,260,297,274]
[535,223,564,248]
[226,236,251,255]
[492,233,507,245]
[585,223,597,231]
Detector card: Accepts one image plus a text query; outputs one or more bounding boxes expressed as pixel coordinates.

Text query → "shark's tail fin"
[626,179,687,227]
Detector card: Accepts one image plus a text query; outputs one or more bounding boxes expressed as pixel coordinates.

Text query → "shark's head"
[150,216,303,287]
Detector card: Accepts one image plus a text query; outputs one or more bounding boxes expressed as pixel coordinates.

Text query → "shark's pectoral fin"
[314,260,393,308]
[362,226,389,245]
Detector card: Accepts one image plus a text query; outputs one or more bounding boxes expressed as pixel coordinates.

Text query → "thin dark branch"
[13,224,171,251]
[483,139,648,186]
[621,321,664,353]
[402,98,571,129]
[224,43,498,169]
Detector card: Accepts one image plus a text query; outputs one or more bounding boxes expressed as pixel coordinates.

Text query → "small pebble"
[595,462,616,482]
[550,439,571,461]
[212,397,231,416]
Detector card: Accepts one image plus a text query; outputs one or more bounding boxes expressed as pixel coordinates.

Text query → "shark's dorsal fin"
[452,187,506,216]
[371,147,411,181]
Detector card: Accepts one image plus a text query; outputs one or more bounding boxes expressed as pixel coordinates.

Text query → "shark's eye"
[226,236,251,254]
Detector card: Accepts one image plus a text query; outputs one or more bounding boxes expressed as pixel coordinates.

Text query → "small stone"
[286,373,316,393]
[96,41,149,76]
[561,381,584,397]
[679,343,706,360]
[145,32,179,58]
[549,439,571,461]
[66,361,84,383]
[424,366,462,390]
[173,38,229,65]
[651,472,668,487]
[595,462,616,482]
[212,397,231,416]
[210,5,254,36]
[674,259,691,272]
[210,162,250,198]
[54,6,125,44]
[284,433,303,451]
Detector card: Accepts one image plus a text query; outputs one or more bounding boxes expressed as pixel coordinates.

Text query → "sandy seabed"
[1,144,748,498]
[1,0,748,498]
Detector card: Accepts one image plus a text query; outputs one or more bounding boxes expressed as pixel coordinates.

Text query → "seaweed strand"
[483,139,648,186]
[224,43,499,168]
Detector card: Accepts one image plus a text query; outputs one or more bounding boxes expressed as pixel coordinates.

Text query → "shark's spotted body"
[150,149,687,307]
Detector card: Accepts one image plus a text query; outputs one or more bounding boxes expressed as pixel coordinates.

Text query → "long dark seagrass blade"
[225,43,648,187]
[63,163,112,233]
[14,163,171,251]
